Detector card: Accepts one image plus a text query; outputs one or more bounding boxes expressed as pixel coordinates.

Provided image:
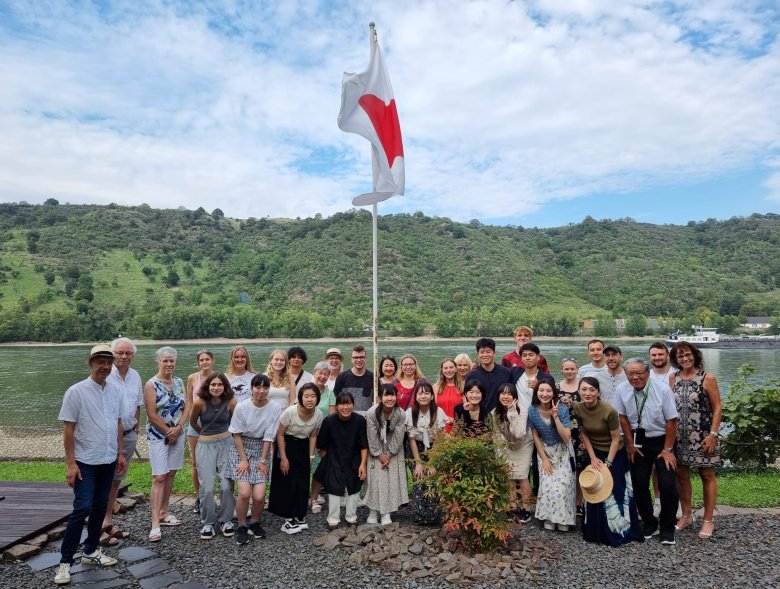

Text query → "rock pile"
[313,521,555,585]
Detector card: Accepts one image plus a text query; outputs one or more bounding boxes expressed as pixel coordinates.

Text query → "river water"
[4,340,779,429]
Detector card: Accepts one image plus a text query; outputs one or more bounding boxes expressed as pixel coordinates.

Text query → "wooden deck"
[0,480,73,551]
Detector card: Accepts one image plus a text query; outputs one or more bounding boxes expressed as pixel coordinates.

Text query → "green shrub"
[721,364,780,467]
[426,425,510,551]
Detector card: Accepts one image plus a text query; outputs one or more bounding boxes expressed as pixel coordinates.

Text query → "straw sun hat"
[579,464,614,504]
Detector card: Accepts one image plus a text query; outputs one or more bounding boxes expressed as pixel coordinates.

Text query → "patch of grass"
[691,471,780,509]
[1,461,778,508]
[0,461,195,496]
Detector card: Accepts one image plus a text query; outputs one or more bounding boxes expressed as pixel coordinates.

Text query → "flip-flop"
[160,515,182,526]
[99,533,120,547]
[108,527,130,540]
[149,527,162,542]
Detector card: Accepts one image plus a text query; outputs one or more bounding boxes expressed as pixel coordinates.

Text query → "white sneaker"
[281,519,302,535]
[543,520,555,531]
[366,510,379,524]
[80,549,117,566]
[380,513,392,526]
[557,524,570,532]
[294,517,309,530]
[311,502,322,514]
[54,563,71,585]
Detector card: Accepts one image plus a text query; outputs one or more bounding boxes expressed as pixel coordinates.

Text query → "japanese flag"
[338,28,404,206]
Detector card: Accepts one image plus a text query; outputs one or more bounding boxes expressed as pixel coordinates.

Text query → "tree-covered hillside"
[0,201,778,341]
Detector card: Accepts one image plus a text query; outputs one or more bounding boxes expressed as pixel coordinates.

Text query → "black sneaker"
[643,522,660,539]
[249,521,266,539]
[659,530,676,545]
[235,525,250,545]
[192,498,201,514]
[517,508,532,524]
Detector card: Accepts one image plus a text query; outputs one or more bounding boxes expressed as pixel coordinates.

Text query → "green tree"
[625,314,647,336]
[165,269,180,288]
[594,313,618,337]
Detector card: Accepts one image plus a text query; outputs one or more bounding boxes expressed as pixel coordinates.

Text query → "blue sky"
[1,1,778,228]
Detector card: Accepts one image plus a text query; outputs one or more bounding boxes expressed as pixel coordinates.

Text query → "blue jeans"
[60,460,116,564]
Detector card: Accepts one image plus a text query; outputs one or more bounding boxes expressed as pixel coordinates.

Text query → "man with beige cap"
[54,344,127,585]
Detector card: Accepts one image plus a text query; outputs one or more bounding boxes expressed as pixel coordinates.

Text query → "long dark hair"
[375,383,400,435]
[531,377,559,406]
[198,372,234,401]
[411,381,438,427]
[494,382,518,422]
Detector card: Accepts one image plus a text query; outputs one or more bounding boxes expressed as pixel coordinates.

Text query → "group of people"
[54,328,723,583]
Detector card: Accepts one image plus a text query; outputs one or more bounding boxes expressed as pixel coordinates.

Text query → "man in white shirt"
[597,344,628,406]
[577,339,607,378]
[55,345,126,585]
[614,358,679,546]
[100,337,144,544]
[648,342,676,387]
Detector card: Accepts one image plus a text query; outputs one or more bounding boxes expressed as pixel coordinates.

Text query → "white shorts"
[148,434,186,476]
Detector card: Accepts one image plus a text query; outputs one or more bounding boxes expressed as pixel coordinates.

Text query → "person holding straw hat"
[574,376,643,546]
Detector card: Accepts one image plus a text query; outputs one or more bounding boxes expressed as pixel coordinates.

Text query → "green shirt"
[316,386,336,419]
[573,401,622,453]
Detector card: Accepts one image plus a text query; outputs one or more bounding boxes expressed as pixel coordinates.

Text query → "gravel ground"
[2,500,778,589]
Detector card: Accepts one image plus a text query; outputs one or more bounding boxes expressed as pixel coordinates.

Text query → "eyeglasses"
[401,363,416,367]
[561,356,577,363]
[627,371,648,378]
[677,352,694,359]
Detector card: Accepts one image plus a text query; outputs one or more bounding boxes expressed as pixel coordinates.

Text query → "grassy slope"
[1,205,779,324]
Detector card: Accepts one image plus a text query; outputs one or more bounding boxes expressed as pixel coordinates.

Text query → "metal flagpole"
[369,22,379,396]
[372,202,379,396]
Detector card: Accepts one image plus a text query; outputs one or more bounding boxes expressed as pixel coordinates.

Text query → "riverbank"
[0,335,665,347]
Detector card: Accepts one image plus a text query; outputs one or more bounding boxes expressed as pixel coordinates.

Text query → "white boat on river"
[666,326,721,347]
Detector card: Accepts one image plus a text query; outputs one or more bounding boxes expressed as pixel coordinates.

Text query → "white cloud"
[0,0,778,223]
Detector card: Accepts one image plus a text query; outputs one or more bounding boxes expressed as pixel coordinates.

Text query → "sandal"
[160,514,182,526]
[675,513,694,531]
[99,533,120,547]
[149,527,162,542]
[107,526,130,540]
[699,519,715,539]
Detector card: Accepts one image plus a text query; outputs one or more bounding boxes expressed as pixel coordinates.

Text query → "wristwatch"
[663,447,673,453]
